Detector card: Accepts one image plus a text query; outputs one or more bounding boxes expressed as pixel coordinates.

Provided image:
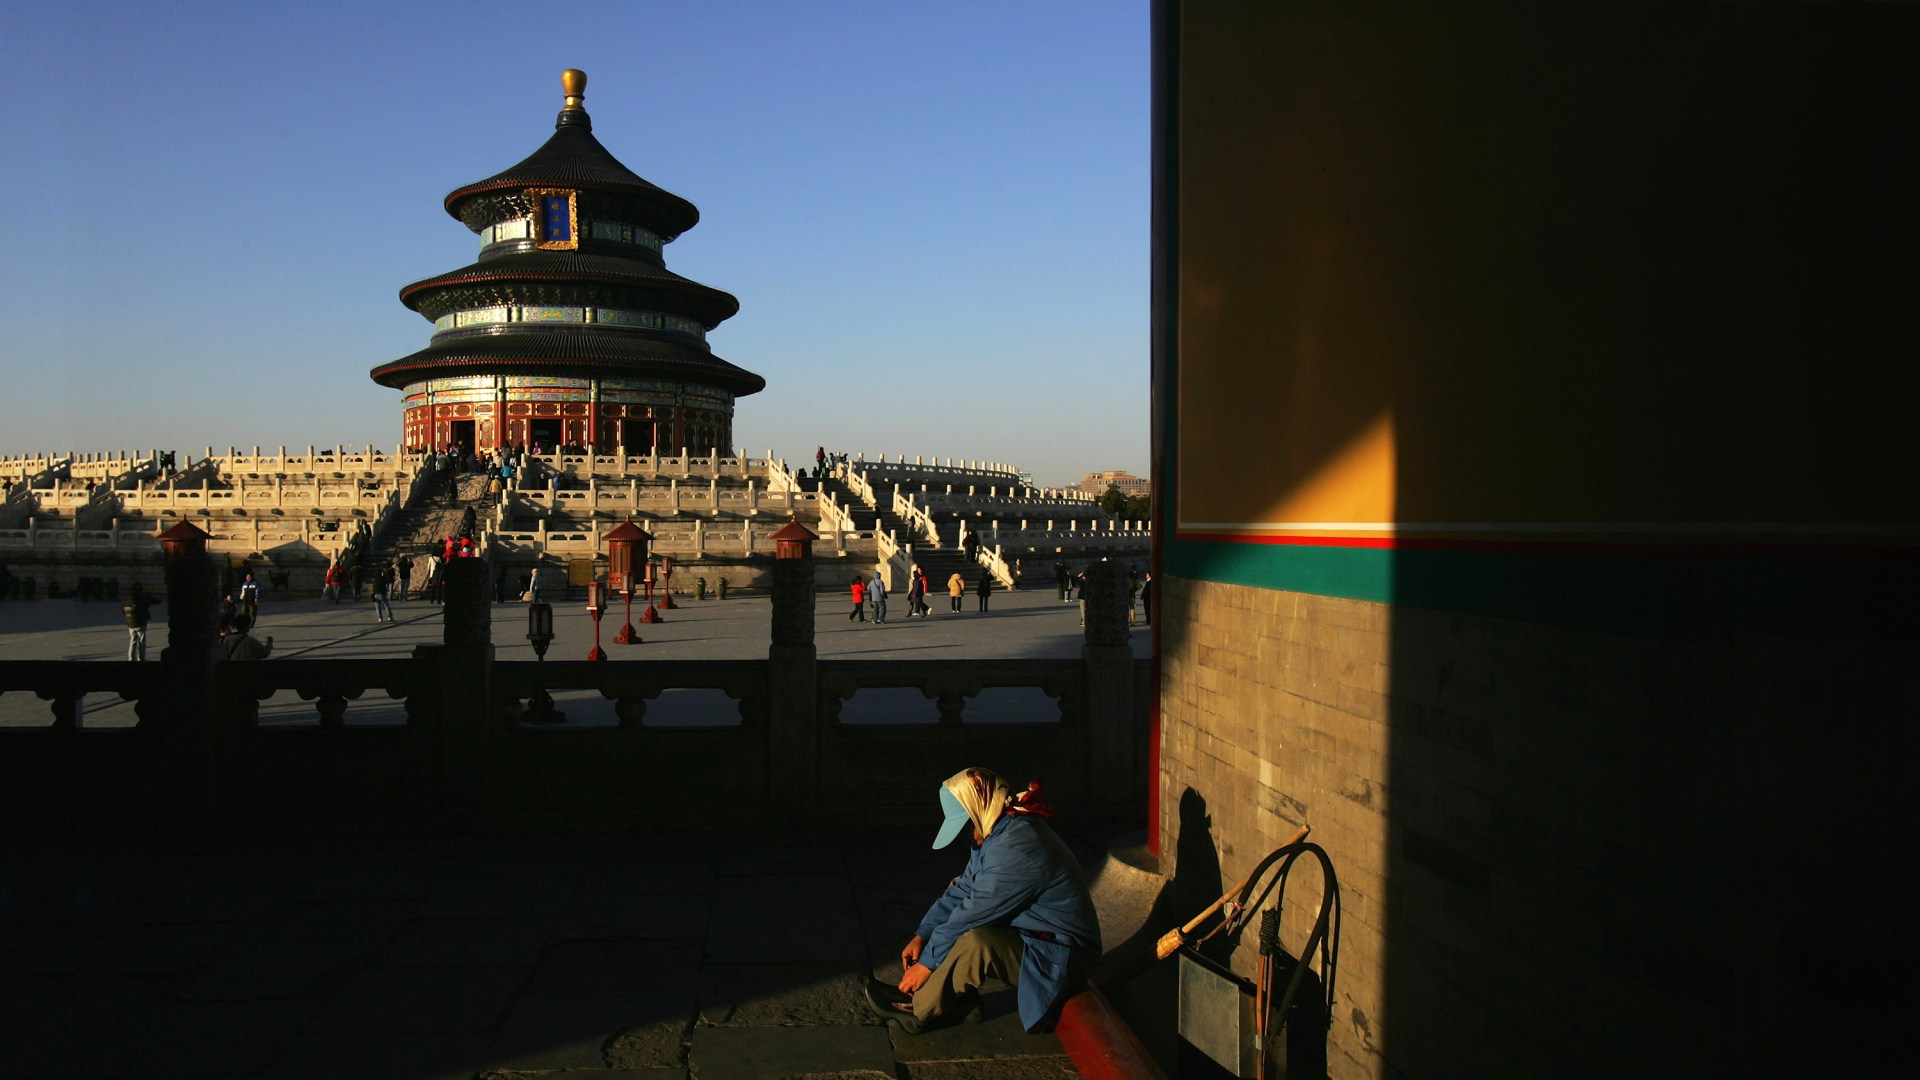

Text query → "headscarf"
[932,768,1055,848]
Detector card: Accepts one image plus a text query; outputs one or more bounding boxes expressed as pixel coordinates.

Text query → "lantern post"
[586,581,608,661]
[640,557,662,624]
[523,601,564,722]
[604,519,652,645]
[659,554,676,609]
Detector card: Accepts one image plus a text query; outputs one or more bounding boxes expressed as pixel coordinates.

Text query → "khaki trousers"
[912,927,1023,1024]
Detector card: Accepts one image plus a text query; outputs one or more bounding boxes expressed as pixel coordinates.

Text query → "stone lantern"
[157,520,217,658]
[769,518,818,648]
[157,520,211,565]
[771,518,817,560]
[604,519,652,644]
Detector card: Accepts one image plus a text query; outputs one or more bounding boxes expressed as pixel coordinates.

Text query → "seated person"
[867,768,1101,1034]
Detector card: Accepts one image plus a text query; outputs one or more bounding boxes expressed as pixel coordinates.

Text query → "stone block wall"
[1157,575,1907,1079]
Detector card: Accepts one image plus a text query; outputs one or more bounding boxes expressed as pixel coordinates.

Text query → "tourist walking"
[907,566,927,618]
[222,616,273,661]
[976,570,993,612]
[1076,561,1101,626]
[323,562,346,604]
[238,572,261,623]
[870,572,889,623]
[371,562,395,623]
[1141,570,1153,624]
[849,576,868,622]
[218,594,237,638]
[122,583,157,661]
[222,615,273,724]
[1056,561,1069,601]
[397,555,412,601]
[426,552,445,604]
[947,572,966,613]
[528,565,544,603]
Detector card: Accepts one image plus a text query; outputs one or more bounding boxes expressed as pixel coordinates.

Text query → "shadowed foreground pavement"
[0,825,1172,1079]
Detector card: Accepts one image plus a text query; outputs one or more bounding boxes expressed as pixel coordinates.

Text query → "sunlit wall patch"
[531,188,578,250]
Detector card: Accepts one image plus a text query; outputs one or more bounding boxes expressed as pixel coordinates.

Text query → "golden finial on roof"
[562,69,587,111]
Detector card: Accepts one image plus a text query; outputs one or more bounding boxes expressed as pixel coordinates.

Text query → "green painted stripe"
[1165,538,1393,603]
[1165,538,1920,637]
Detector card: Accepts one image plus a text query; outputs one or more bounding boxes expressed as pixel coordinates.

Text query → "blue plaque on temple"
[542,196,572,241]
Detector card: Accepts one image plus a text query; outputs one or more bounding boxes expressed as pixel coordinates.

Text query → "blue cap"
[932,784,970,849]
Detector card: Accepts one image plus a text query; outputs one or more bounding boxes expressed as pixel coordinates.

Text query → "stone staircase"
[373,471,492,565]
[819,472,980,590]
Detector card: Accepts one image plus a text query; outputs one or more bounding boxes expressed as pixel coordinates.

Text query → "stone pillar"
[1080,560,1135,810]
[768,550,817,809]
[160,549,220,828]
[419,557,494,826]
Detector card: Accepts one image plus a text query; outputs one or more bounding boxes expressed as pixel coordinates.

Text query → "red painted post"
[1055,988,1166,1080]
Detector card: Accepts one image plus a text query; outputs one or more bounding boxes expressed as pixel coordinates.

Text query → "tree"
[1098,484,1131,516]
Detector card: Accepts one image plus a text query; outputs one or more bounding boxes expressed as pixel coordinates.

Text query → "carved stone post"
[420,556,494,825]
[1080,559,1136,811]
[159,532,220,829]
[768,521,819,810]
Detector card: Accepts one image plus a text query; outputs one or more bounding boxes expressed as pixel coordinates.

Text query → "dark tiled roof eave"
[369,333,765,396]
[442,118,699,237]
[397,252,740,326]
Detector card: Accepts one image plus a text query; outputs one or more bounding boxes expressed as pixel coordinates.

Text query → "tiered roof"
[370,70,763,397]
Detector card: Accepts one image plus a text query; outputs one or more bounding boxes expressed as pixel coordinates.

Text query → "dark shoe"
[864,979,924,1035]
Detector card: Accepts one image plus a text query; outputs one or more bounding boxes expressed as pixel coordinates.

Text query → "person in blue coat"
[867,768,1102,1034]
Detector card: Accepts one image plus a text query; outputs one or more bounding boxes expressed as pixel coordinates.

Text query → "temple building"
[370,70,763,454]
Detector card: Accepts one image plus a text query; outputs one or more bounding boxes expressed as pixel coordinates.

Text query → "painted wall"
[1154,5,1915,1077]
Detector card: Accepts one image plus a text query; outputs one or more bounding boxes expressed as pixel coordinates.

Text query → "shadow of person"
[1095,786,1227,987]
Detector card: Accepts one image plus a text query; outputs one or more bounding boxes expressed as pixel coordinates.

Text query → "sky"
[0,0,1149,488]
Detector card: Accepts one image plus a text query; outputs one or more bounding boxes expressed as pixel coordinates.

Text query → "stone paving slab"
[372,916,557,969]
[0,826,1172,1078]
[488,993,673,1071]
[687,1024,897,1080]
[268,1030,495,1080]
[695,961,871,1027]
[903,1057,1081,1080]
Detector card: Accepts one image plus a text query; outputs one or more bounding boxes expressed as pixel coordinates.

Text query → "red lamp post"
[639,557,662,624]
[770,517,818,560]
[157,520,212,565]
[604,519,652,645]
[659,555,676,609]
[586,581,608,660]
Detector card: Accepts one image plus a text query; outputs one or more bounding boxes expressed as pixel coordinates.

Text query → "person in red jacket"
[849,576,868,622]
[323,562,346,604]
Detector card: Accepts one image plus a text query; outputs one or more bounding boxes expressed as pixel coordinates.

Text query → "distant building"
[371,70,762,454]
[1078,470,1150,498]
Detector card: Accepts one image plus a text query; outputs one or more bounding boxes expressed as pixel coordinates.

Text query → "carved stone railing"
[0,554,1146,836]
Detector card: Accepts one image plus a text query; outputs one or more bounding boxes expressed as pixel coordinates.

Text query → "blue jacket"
[914,815,1101,1031]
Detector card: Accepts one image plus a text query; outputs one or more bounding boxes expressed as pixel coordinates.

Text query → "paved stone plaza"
[0,826,1174,1079]
[0,583,1150,729]
[0,585,1179,1078]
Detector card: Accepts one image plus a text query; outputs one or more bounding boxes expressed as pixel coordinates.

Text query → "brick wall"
[1156,575,1906,1078]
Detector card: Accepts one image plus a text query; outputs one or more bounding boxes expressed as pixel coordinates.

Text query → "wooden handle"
[1154,824,1310,960]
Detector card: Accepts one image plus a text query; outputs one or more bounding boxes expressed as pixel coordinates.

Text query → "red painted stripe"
[1056,987,1166,1080]
[1175,531,1920,559]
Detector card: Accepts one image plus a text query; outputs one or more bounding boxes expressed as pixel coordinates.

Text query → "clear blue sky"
[0,0,1148,488]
